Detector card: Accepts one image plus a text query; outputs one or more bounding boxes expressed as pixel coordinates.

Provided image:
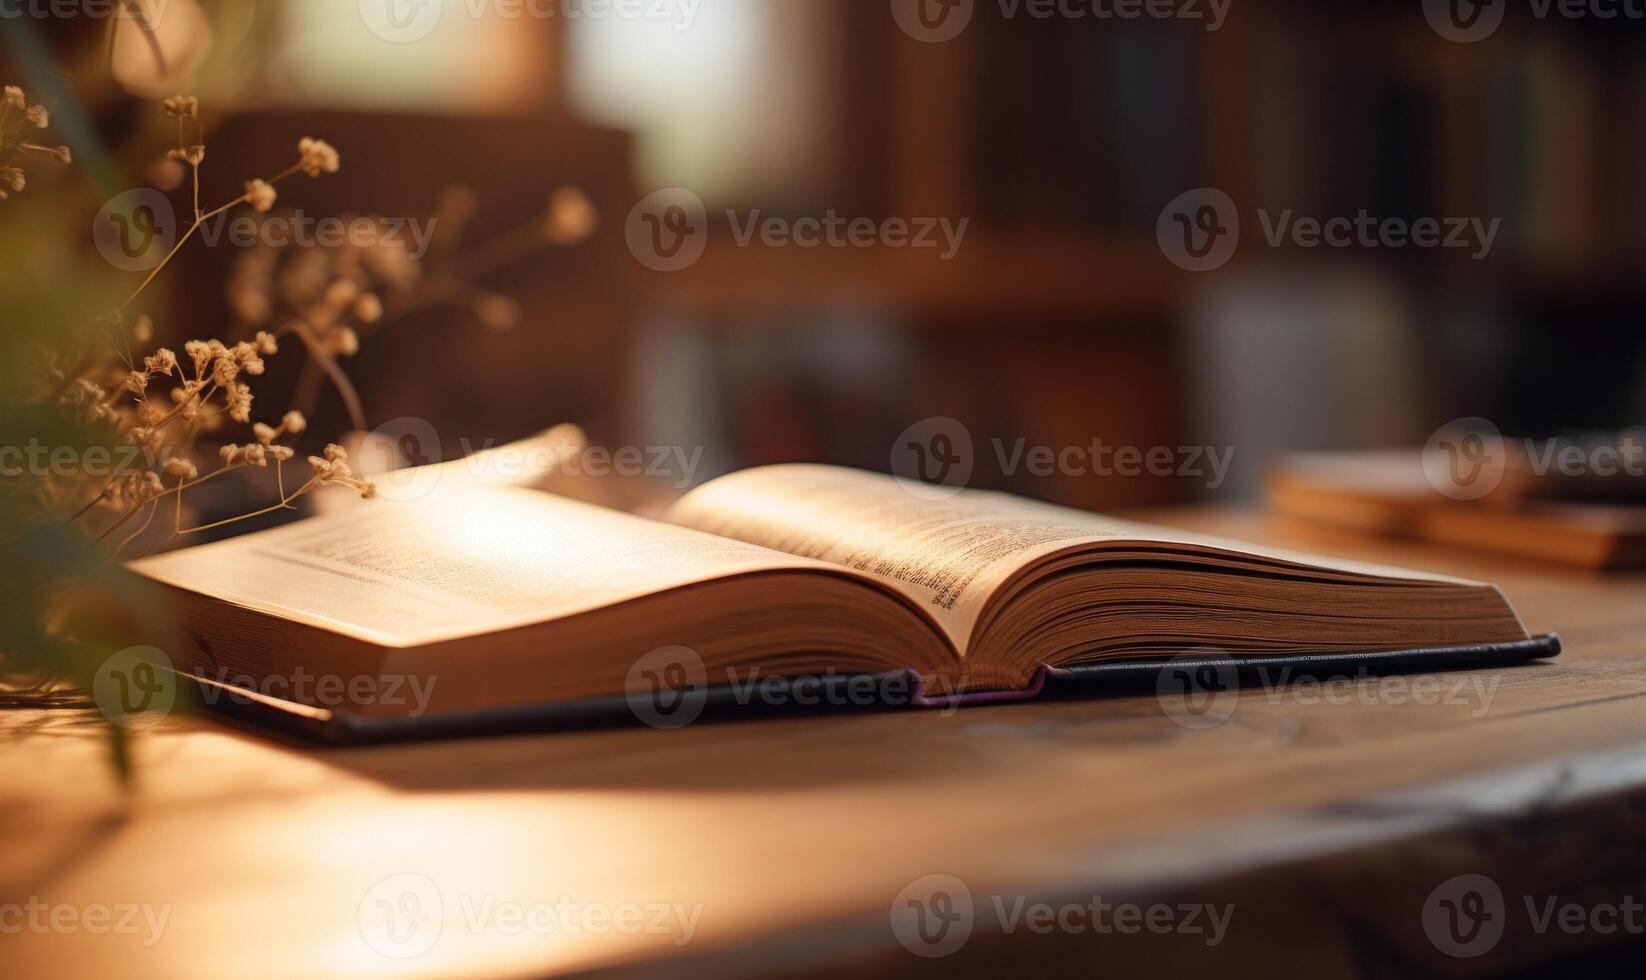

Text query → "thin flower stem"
[115,498,161,556]
[173,477,320,536]
[64,480,117,525]
[291,321,366,430]
[117,162,309,313]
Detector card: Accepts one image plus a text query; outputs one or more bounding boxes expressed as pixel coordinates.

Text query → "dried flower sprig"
[224,183,598,429]
[0,85,72,202]
[77,322,377,559]
[41,96,372,560]
[120,95,341,316]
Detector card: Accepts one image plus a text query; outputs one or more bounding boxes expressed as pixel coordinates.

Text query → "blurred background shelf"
[20,0,1644,514]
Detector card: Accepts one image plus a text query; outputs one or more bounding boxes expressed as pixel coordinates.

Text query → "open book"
[132,460,1549,732]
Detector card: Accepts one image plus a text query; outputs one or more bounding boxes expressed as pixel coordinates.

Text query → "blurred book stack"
[1266,441,1646,570]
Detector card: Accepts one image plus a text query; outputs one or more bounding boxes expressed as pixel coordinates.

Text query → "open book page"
[132,485,840,648]
[664,465,1498,654]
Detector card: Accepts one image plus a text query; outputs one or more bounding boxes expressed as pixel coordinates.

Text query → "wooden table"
[4,509,1646,979]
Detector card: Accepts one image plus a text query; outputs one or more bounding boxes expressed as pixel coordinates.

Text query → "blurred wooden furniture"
[5,509,1646,978]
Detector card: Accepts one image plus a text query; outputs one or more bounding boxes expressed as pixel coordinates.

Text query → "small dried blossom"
[162,95,199,119]
[297,137,340,177]
[544,187,598,244]
[163,458,199,483]
[1,83,69,203]
[473,294,521,332]
[225,382,253,423]
[307,444,376,498]
[244,179,277,213]
[353,293,383,324]
[330,326,360,357]
[324,278,359,307]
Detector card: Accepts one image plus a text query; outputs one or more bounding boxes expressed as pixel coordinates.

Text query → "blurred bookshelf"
[623,2,1646,512]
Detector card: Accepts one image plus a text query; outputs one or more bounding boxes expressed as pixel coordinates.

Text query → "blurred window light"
[567,0,831,204]
[276,0,546,110]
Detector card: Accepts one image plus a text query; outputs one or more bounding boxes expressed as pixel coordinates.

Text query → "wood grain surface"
[3,508,1645,979]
